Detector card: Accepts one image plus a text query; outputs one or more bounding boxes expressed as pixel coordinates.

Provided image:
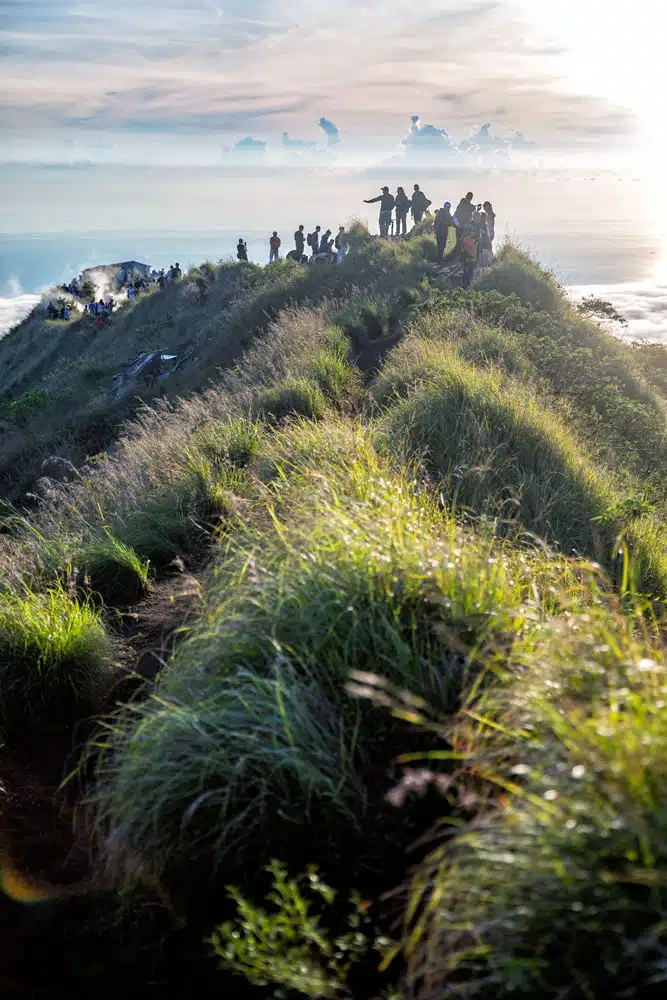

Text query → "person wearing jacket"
[294,225,306,256]
[434,202,454,261]
[454,192,475,250]
[483,201,496,242]
[411,184,432,224]
[364,186,395,237]
[269,232,281,263]
[334,226,348,263]
[395,186,411,236]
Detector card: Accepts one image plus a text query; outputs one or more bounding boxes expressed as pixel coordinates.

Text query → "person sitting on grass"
[364,186,395,237]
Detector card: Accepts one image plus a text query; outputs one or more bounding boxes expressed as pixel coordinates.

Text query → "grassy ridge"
[0,237,666,997]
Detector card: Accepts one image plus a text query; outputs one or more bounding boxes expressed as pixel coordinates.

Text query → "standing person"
[483,201,496,243]
[96,299,106,315]
[434,202,454,261]
[127,284,136,301]
[477,214,492,268]
[236,239,248,262]
[460,228,478,288]
[454,192,475,248]
[294,225,306,257]
[395,186,411,236]
[411,184,431,226]
[172,262,182,280]
[317,229,333,260]
[364,186,395,237]
[308,225,321,257]
[335,226,348,263]
[269,232,281,263]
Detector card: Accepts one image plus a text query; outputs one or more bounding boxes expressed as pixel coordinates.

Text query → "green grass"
[257,376,328,422]
[78,531,151,606]
[474,243,564,314]
[89,420,586,884]
[376,336,667,600]
[0,585,118,740]
[404,611,667,999]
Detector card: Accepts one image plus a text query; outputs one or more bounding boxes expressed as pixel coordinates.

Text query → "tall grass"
[376,337,667,599]
[0,585,118,740]
[88,420,584,883]
[404,612,667,999]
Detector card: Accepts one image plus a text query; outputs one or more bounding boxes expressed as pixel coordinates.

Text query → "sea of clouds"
[567,282,667,343]
[0,279,42,338]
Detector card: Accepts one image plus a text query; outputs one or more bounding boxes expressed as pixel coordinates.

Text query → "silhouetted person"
[269,232,281,263]
[318,229,333,258]
[483,201,496,242]
[411,184,431,225]
[294,225,305,255]
[172,262,182,280]
[308,225,321,256]
[395,186,411,236]
[237,239,248,262]
[434,202,454,261]
[364,186,395,237]
[454,192,475,249]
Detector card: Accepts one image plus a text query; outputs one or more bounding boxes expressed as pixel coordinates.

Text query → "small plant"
[0,388,49,428]
[209,860,391,998]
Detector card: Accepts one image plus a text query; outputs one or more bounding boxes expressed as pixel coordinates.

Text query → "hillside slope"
[0,236,666,999]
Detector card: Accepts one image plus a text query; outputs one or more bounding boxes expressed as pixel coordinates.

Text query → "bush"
[475,244,563,314]
[0,586,117,740]
[209,859,387,998]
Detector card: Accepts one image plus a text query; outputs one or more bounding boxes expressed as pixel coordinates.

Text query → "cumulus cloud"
[319,117,340,146]
[567,282,667,343]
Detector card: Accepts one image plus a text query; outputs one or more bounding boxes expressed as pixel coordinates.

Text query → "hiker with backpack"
[364,186,395,237]
[454,192,475,250]
[411,184,431,225]
[307,226,322,257]
[317,230,334,261]
[335,226,348,263]
[269,232,281,263]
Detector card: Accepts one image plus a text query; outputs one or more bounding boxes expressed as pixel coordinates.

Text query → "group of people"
[238,226,351,266]
[46,300,73,321]
[364,183,432,236]
[363,185,496,288]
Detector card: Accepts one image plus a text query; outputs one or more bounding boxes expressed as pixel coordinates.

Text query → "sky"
[2,0,659,165]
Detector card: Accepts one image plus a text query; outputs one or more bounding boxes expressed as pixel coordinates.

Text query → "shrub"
[475,244,563,314]
[209,860,388,999]
[0,586,117,740]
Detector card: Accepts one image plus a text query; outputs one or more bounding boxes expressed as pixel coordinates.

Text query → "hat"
[444,201,451,208]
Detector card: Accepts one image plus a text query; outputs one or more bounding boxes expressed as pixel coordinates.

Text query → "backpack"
[307,233,313,247]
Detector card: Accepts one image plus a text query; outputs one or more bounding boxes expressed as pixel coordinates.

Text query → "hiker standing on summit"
[434,202,454,261]
[269,232,281,263]
[454,192,475,249]
[294,225,306,257]
[411,184,431,226]
[364,186,395,237]
[395,187,411,236]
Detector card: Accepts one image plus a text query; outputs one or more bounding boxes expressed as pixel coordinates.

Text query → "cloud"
[567,283,667,343]
[0,288,41,337]
[0,0,637,158]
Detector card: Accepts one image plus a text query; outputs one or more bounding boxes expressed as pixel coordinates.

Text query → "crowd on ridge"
[44,185,497,326]
[245,186,496,289]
